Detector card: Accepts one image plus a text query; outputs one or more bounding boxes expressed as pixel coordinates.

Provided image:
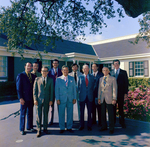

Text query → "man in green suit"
[33,66,54,137]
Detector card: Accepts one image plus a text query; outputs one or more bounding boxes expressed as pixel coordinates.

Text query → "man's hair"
[52,59,59,63]
[25,62,32,66]
[102,66,110,71]
[113,59,120,65]
[41,66,49,71]
[62,65,69,70]
[71,63,78,68]
[33,62,39,65]
[82,64,89,69]
[92,63,98,67]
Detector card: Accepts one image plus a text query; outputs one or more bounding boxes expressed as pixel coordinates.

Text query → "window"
[0,56,7,77]
[129,61,149,77]
[42,59,51,70]
[103,63,113,72]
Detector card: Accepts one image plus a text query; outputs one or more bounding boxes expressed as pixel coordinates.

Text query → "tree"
[0,0,149,58]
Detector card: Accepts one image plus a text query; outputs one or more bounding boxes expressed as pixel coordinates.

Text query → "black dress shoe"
[67,129,74,133]
[49,122,53,126]
[43,129,50,134]
[20,131,26,135]
[122,124,126,128]
[109,130,114,134]
[60,130,65,133]
[79,127,84,131]
[99,127,107,131]
[87,127,92,131]
[36,131,41,137]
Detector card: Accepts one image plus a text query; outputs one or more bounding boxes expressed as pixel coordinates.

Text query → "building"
[0,33,150,81]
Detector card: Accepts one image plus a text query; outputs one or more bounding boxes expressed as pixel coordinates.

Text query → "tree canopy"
[0,0,149,58]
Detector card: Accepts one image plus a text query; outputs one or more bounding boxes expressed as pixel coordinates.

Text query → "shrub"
[123,85,150,122]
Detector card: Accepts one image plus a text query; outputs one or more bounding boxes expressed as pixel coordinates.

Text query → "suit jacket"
[33,77,54,104]
[77,74,95,102]
[98,75,117,104]
[55,75,76,104]
[31,71,42,77]
[69,71,82,85]
[16,71,36,101]
[110,69,128,100]
[48,68,62,86]
[91,72,103,98]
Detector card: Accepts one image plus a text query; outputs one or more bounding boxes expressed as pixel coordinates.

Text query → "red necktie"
[85,75,88,87]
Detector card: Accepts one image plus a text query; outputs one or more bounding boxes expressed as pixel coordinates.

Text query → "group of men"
[16,59,128,137]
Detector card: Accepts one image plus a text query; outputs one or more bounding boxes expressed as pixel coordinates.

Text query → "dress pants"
[101,100,114,131]
[36,101,49,131]
[20,100,33,131]
[80,96,92,128]
[58,100,73,130]
[49,94,55,124]
[92,97,101,125]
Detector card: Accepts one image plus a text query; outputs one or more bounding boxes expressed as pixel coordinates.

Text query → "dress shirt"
[42,76,47,85]
[93,71,98,77]
[114,68,120,75]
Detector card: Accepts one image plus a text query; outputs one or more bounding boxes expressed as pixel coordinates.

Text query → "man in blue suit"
[48,59,62,125]
[16,62,36,135]
[91,63,103,125]
[77,64,94,131]
[55,65,76,133]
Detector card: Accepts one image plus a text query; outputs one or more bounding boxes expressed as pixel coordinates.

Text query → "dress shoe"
[79,127,84,131]
[121,124,126,128]
[67,129,74,133]
[99,127,107,131]
[43,129,50,134]
[20,131,26,135]
[87,127,92,131]
[109,130,114,134]
[49,122,53,126]
[27,128,36,132]
[36,131,41,137]
[60,130,65,133]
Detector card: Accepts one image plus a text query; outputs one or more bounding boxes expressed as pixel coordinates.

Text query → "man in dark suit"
[48,59,62,125]
[91,63,103,125]
[16,62,36,135]
[111,59,128,128]
[77,64,94,131]
[33,66,53,137]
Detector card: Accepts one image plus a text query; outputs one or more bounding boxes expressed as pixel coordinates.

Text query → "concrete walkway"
[0,99,150,147]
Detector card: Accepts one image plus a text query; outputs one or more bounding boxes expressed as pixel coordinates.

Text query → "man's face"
[62,67,69,76]
[82,65,89,75]
[92,64,98,72]
[72,65,78,72]
[25,63,32,73]
[113,61,120,70]
[33,63,39,72]
[102,67,110,76]
[41,68,48,77]
[52,61,59,69]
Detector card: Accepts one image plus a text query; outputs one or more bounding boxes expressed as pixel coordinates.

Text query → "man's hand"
[49,101,53,106]
[98,99,101,105]
[73,99,76,104]
[57,100,60,105]
[124,94,127,99]
[34,100,38,106]
[112,100,116,105]
[20,98,25,105]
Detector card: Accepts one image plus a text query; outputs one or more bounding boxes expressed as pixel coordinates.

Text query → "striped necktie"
[104,77,107,86]
[27,72,32,83]
[65,77,68,86]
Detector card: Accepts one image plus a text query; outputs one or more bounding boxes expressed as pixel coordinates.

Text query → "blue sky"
[1,0,142,43]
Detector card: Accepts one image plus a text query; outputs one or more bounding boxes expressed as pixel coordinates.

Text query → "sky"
[0,0,142,43]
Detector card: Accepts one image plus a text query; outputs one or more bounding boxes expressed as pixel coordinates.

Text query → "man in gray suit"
[69,63,82,121]
[98,67,117,134]
[77,64,94,131]
[33,66,54,137]
[55,65,76,133]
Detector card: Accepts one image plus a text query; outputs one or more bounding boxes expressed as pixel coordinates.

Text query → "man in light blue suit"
[55,65,76,133]
[77,64,94,131]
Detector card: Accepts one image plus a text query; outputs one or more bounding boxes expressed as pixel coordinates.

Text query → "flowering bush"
[119,85,150,122]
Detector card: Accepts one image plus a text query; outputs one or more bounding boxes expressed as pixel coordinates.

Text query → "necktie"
[85,75,88,87]
[43,77,45,87]
[27,73,32,83]
[104,77,107,86]
[74,72,77,82]
[94,73,96,77]
[65,77,68,86]
[115,70,118,79]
